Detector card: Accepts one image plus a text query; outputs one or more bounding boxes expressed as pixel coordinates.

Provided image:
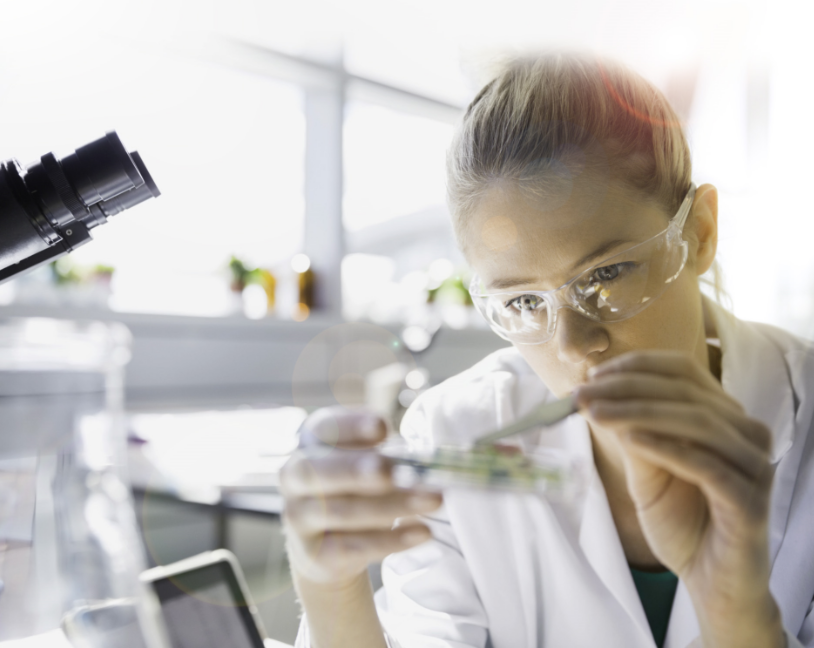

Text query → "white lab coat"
[296,300,814,647]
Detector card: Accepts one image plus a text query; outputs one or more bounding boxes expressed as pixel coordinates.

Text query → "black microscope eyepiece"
[0,131,159,283]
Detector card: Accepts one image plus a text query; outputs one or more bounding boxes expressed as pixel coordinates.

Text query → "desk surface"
[128,407,304,515]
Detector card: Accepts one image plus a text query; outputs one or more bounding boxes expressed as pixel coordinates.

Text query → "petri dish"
[380,442,586,500]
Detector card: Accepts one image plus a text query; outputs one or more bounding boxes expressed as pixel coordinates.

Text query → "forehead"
[465,177,671,289]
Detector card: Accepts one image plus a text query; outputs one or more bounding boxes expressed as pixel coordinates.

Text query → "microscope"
[0,131,160,284]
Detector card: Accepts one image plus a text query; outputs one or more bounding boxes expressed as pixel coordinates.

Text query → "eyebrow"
[486,238,635,291]
[567,238,634,274]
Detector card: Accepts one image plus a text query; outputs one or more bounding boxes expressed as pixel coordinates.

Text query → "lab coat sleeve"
[373,510,489,648]
[788,629,806,648]
[792,597,814,647]
[369,393,489,648]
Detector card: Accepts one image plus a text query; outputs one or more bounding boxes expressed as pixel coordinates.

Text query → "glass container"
[0,318,166,647]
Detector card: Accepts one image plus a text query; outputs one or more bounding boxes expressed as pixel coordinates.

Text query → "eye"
[589,262,640,284]
[506,294,546,312]
[593,264,621,282]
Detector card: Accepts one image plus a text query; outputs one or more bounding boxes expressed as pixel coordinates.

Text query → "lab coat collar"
[574,404,703,648]
[577,453,655,644]
[704,297,796,463]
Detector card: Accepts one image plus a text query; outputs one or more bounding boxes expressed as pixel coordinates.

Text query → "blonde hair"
[447,53,728,302]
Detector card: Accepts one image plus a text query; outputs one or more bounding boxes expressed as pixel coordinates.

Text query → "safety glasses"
[469,184,697,345]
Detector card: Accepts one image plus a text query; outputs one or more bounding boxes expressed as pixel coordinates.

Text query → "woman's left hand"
[575,350,785,648]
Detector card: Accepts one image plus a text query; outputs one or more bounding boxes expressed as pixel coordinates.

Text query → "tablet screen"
[151,561,265,648]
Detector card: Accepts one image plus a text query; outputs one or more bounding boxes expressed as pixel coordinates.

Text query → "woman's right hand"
[280,406,443,587]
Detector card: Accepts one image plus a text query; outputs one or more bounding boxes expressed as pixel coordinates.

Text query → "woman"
[281,55,814,648]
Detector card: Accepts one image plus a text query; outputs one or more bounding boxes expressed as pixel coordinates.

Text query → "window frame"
[203,37,463,316]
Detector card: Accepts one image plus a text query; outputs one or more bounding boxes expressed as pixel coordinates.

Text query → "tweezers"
[473,394,578,447]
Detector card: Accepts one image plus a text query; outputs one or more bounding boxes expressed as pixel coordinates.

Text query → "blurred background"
[2,0,812,332]
[0,0,811,644]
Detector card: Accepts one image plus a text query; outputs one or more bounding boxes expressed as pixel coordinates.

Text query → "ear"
[689,183,718,276]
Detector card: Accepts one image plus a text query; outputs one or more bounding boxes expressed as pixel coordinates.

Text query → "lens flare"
[480,215,518,252]
[596,60,683,128]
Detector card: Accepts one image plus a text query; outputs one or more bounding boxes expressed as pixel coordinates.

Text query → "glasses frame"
[469,183,698,345]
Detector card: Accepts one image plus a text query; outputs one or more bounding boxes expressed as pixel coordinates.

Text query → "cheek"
[627,273,703,351]
[512,343,577,397]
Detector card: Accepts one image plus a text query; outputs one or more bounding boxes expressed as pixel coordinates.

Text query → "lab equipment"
[473,394,577,446]
[0,318,166,647]
[381,443,584,499]
[0,132,160,284]
[469,184,696,345]
[380,395,582,498]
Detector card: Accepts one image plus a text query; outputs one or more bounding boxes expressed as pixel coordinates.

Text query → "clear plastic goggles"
[469,184,696,345]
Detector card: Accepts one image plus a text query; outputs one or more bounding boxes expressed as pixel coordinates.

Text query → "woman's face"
[465,177,715,397]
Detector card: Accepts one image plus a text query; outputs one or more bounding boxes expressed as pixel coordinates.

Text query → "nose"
[552,306,609,364]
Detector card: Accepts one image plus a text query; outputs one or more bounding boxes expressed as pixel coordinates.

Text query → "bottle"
[291,254,314,321]
[259,269,276,314]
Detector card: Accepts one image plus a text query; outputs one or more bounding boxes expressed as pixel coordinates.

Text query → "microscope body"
[0,132,159,284]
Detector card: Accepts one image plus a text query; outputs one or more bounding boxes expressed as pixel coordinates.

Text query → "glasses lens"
[470,226,688,345]
[471,288,553,344]
[569,228,688,320]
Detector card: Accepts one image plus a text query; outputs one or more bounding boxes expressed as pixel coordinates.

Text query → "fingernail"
[589,365,611,378]
[401,527,430,545]
[407,493,441,511]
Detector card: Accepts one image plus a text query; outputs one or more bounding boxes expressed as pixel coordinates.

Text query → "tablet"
[141,549,268,648]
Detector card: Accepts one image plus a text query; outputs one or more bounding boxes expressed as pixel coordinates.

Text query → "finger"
[579,374,772,453]
[576,372,745,418]
[622,431,772,521]
[286,523,432,583]
[590,350,722,394]
[307,525,433,577]
[285,491,443,535]
[587,399,770,479]
[280,449,393,498]
[298,406,387,449]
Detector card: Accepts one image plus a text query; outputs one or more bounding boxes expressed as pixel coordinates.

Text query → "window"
[343,102,465,323]
[6,1,809,337]
[343,102,452,231]
[73,59,305,317]
[0,2,304,318]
